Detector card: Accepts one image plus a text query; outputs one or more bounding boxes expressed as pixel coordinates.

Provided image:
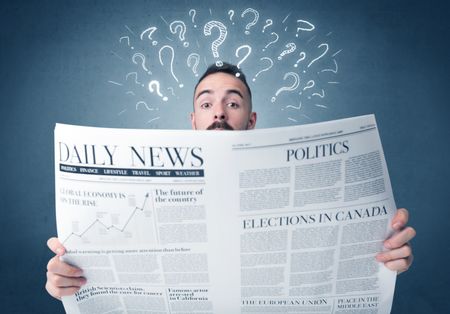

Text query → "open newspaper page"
[54,114,397,314]
[55,125,222,314]
[225,115,397,313]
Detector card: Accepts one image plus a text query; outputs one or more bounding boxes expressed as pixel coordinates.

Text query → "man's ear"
[190,112,197,130]
[247,112,257,130]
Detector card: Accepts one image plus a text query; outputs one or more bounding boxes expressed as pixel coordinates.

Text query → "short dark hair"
[193,62,253,109]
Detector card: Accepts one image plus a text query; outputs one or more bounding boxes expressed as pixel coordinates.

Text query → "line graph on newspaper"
[61,191,160,246]
[57,178,207,249]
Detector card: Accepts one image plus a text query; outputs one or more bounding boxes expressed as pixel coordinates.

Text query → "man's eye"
[227,102,239,108]
[200,103,212,109]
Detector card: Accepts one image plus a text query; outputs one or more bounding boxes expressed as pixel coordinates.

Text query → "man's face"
[191,72,257,130]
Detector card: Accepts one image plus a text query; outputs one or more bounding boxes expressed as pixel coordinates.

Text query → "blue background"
[1,0,449,313]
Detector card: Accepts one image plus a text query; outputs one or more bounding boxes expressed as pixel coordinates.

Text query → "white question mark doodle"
[308,43,329,68]
[286,101,302,110]
[204,21,227,67]
[235,45,252,69]
[132,53,151,74]
[303,80,315,92]
[262,19,273,33]
[271,72,300,103]
[253,57,273,82]
[187,53,200,77]
[263,32,279,51]
[148,80,168,102]
[228,10,235,24]
[302,80,315,98]
[125,72,142,86]
[159,45,183,88]
[189,9,197,28]
[169,20,189,47]
[241,8,259,35]
[140,26,158,46]
[119,36,134,49]
[136,101,155,111]
[320,59,338,73]
[294,52,306,67]
[167,87,175,96]
[278,43,297,60]
[295,19,315,37]
[312,89,325,98]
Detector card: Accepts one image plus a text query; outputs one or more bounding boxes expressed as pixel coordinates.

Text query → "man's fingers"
[45,282,82,300]
[47,256,83,277]
[47,237,65,256]
[46,235,85,299]
[383,254,414,274]
[45,256,86,300]
[46,272,87,288]
[384,226,416,249]
[376,244,412,263]
[391,208,409,230]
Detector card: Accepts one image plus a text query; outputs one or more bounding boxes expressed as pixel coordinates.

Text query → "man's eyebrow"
[225,89,243,99]
[195,89,244,100]
[195,89,212,100]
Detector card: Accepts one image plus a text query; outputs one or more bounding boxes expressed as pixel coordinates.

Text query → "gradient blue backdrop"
[1,0,449,313]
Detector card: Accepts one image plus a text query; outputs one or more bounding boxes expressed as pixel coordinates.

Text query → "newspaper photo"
[54,114,397,313]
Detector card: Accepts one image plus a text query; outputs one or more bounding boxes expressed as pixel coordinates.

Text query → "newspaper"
[55,114,397,314]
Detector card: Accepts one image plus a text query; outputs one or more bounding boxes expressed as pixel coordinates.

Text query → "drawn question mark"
[167,87,175,96]
[235,45,252,69]
[308,43,329,68]
[204,21,227,67]
[148,80,168,102]
[228,10,235,24]
[253,57,273,82]
[169,21,189,47]
[271,72,300,103]
[262,19,273,33]
[159,45,183,88]
[187,53,200,77]
[296,19,315,37]
[263,32,279,51]
[132,53,151,75]
[125,72,142,86]
[321,59,338,73]
[136,101,155,111]
[278,43,297,60]
[189,9,197,28]
[241,8,259,35]
[119,36,134,49]
[312,89,325,98]
[140,26,158,46]
[286,101,302,110]
[294,52,306,68]
[303,80,315,91]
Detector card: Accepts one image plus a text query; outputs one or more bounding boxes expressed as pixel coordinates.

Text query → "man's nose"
[214,105,227,121]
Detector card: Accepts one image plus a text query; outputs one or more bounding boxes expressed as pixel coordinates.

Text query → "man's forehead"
[195,72,248,96]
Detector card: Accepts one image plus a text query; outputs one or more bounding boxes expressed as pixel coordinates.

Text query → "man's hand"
[45,237,86,300]
[376,208,416,274]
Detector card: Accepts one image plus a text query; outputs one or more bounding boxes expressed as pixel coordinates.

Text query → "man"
[46,63,416,300]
